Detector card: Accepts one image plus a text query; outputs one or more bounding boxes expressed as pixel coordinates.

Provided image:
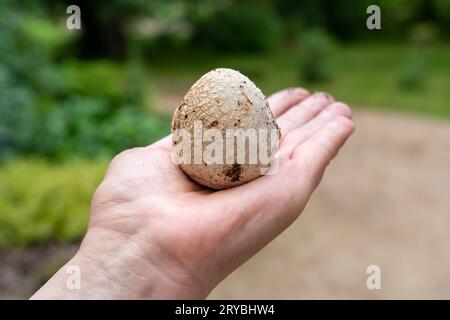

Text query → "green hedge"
[0,159,107,246]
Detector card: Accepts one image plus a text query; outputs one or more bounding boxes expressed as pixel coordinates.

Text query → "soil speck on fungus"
[172,118,180,130]
[225,164,242,182]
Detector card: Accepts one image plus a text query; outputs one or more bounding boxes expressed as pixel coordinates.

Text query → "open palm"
[70,88,354,299]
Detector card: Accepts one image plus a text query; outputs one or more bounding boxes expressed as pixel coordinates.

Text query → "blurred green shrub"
[1,94,169,160]
[432,0,450,38]
[0,3,169,161]
[276,0,447,41]
[0,159,107,246]
[297,29,335,83]
[409,23,439,45]
[101,108,169,152]
[324,0,374,40]
[61,61,129,104]
[139,31,191,57]
[396,54,427,90]
[194,3,282,52]
[19,17,68,57]
[379,0,424,25]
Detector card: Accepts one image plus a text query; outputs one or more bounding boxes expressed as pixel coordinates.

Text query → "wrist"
[32,229,208,299]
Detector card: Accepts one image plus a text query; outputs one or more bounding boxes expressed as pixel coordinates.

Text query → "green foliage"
[379,0,424,25]
[276,0,375,40]
[324,0,375,40]
[138,31,192,58]
[273,0,449,41]
[0,159,107,246]
[396,54,427,90]
[409,23,439,46]
[61,62,129,104]
[1,94,169,160]
[195,3,283,52]
[432,0,450,37]
[0,3,169,161]
[297,30,335,83]
[19,17,68,56]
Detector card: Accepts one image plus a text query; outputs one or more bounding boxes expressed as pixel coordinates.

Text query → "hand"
[32,88,354,299]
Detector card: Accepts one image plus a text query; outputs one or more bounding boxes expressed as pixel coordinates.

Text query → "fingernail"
[315,91,334,102]
[328,116,354,130]
[286,87,309,96]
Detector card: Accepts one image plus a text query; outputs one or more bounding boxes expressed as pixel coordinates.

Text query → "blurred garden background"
[1,0,450,299]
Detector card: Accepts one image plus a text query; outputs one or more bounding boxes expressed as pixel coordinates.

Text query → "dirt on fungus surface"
[1,106,450,299]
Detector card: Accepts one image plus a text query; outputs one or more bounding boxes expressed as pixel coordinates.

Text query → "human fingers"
[276,92,335,136]
[279,102,352,157]
[267,87,310,117]
[291,116,355,191]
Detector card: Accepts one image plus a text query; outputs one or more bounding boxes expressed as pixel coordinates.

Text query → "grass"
[148,42,450,119]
